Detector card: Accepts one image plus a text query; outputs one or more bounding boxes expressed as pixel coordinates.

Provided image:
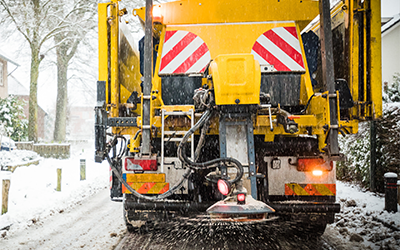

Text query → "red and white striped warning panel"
[159,30,211,75]
[251,26,305,72]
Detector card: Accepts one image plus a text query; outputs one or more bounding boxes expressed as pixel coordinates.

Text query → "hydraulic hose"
[106,108,243,200]
[107,154,191,201]
[177,110,244,185]
[105,111,215,200]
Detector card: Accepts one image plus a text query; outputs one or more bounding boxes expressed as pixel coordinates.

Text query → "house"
[382,14,400,84]
[0,50,19,99]
[67,106,94,140]
[8,75,48,140]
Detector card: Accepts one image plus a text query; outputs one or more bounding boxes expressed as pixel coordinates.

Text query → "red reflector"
[124,157,157,171]
[287,115,301,120]
[217,179,230,196]
[237,193,246,202]
[297,158,333,171]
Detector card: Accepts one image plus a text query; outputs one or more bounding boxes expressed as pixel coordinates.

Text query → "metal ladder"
[161,108,194,172]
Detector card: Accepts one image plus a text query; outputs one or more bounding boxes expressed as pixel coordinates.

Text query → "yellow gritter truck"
[95,0,382,235]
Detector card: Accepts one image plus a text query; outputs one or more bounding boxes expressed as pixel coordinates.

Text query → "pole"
[142,0,153,155]
[57,168,62,192]
[397,180,400,206]
[319,0,339,157]
[1,172,11,215]
[370,120,377,191]
[384,173,398,213]
[80,159,86,181]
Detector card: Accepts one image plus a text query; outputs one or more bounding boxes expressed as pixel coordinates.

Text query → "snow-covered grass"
[0,141,109,233]
[0,150,40,170]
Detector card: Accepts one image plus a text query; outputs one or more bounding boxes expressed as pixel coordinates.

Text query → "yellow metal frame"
[101,0,380,156]
[134,0,319,30]
[308,0,382,120]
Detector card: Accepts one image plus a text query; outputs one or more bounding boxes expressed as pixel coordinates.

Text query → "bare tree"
[52,0,96,142]
[0,0,89,142]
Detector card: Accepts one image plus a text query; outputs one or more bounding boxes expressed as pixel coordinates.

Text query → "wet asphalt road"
[116,219,336,250]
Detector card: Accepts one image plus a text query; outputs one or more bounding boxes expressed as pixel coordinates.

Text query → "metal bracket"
[107,117,138,127]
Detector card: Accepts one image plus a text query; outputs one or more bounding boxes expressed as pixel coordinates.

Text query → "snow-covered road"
[1,142,400,249]
[0,187,125,250]
[0,142,126,249]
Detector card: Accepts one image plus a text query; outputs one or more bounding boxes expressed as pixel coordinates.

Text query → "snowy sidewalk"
[331,182,400,249]
[0,145,110,235]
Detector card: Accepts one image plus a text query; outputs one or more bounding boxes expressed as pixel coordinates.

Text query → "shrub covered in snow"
[0,95,28,141]
[338,122,371,186]
[338,74,400,192]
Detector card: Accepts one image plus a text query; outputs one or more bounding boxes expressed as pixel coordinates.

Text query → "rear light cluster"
[217,179,247,205]
[237,193,246,204]
[297,158,332,176]
[124,157,157,172]
[217,179,231,196]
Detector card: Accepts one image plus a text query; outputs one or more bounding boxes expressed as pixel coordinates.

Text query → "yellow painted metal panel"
[110,2,120,118]
[98,3,109,101]
[166,22,296,60]
[211,54,260,105]
[125,173,166,183]
[369,0,382,118]
[134,0,319,30]
[119,21,142,96]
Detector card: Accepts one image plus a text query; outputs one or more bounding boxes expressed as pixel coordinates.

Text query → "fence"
[15,142,70,159]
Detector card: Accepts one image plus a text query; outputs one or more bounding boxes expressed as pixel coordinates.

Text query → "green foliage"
[338,73,400,192]
[337,122,370,187]
[0,95,28,141]
[383,73,400,103]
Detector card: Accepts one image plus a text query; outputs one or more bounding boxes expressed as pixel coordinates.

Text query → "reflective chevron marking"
[122,182,170,194]
[251,26,305,72]
[285,183,336,196]
[160,30,211,74]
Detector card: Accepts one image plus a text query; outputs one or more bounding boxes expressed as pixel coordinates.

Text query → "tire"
[123,194,138,233]
[300,222,327,237]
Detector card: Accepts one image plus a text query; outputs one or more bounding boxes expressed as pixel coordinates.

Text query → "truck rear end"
[95,0,382,235]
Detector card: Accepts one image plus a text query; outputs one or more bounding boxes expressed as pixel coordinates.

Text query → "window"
[0,61,3,86]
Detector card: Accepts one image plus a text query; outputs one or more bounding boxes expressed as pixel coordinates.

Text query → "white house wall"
[382,22,400,84]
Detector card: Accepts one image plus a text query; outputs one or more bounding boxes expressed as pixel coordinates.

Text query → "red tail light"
[237,193,246,204]
[217,179,231,196]
[124,157,157,171]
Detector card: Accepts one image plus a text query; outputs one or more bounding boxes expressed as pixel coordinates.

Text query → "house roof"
[8,75,29,96]
[0,49,19,66]
[382,13,400,34]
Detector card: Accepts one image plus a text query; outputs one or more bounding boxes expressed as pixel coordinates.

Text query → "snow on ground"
[0,150,40,171]
[2,144,400,249]
[0,141,110,235]
[330,181,400,249]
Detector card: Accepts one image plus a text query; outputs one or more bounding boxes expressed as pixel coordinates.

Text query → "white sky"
[382,0,400,18]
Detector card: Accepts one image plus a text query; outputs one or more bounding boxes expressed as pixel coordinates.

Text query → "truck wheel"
[301,222,327,237]
[123,207,136,233]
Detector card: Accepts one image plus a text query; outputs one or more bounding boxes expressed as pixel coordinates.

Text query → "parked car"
[1,136,16,151]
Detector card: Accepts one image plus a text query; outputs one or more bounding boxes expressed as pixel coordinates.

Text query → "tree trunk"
[53,32,82,142]
[53,54,68,142]
[28,49,40,142]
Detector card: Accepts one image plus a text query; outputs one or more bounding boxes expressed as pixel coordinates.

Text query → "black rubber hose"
[177,110,244,184]
[104,112,214,200]
[106,153,191,201]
